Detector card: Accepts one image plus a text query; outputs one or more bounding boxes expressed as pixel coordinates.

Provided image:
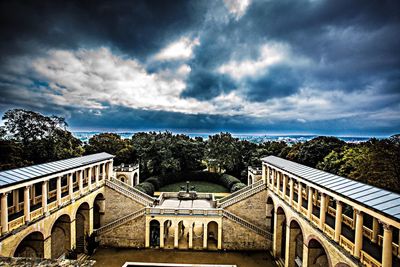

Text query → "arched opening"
[75,202,90,253]
[150,220,160,247]
[14,231,44,258]
[308,238,328,267]
[207,221,218,250]
[117,175,127,183]
[266,197,275,231]
[51,214,71,259]
[177,220,186,249]
[163,220,173,248]
[274,206,287,262]
[248,175,253,185]
[193,221,203,249]
[93,193,105,229]
[286,220,303,267]
[133,172,138,186]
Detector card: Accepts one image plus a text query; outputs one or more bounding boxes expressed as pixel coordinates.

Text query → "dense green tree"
[85,133,132,164]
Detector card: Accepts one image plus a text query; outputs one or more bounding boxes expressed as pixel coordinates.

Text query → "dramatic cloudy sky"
[0,0,399,135]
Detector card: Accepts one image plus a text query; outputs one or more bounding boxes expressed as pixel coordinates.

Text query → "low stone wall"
[0,256,94,266]
[222,217,271,250]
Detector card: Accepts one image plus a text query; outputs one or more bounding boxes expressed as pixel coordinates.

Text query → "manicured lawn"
[159,181,229,193]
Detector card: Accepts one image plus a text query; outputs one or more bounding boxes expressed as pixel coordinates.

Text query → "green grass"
[158,181,229,193]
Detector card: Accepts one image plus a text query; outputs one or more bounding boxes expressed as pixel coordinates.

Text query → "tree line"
[1,109,399,193]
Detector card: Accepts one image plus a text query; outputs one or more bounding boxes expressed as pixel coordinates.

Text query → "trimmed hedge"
[135,171,245,195]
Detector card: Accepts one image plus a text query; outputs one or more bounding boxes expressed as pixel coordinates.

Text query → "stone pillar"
[108,161,113,179]
[302,243,309,267]
[354,209,364,258]
[217,224,222,250]
[189,224,193,249]
[43,236,51,259]
[174,223,179,248]
[24,186,31,222]
[203,223,208,249]
[307,187,313,219]
[319,193,327,229]
[382,223,393,267]
[42,181,48,213]
[266,203,274,230]
[88,207,94,235]
[271,169,276,190]
[145,219,150,248]
[160,223,165,248]
[372,217,379,243]
[56,176,62,206]
[273,210,285,258]
[78,170,83,194]
[70,219,76,249]
[276,172,281,195]
[1,192,9,233]
[96,165,100,186]
[297,183,303,211]
[68,174,73,200]
[289,178,294,206]
[14,189,20,212]
[264,165,268,185]
[283,175,287,197]
[334,200,342,242]
[102,164,106,180]
[285,223,301,267]
[88,167,92,190]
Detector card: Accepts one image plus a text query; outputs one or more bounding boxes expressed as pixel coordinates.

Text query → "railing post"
[1,192,9,233]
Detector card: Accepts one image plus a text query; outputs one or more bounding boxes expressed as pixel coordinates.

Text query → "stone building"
[0,153,399,267]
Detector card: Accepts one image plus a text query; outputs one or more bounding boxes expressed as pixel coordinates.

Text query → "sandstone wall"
[222,217,271,250]
[99,215,146,248]
[103,187,146,225]
[225,189,267,230]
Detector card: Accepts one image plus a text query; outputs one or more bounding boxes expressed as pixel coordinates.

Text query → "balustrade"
[360,250,381,267]
[340,235,355,254]
[8,216,25,231]
[30,207,43,220]
[323,224,335,239]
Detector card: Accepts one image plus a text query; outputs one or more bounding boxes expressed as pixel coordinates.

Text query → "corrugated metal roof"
[0,152,114,188]
[262,155,400,222]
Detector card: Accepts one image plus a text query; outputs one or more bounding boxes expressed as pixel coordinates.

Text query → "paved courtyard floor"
[92,247,276,267]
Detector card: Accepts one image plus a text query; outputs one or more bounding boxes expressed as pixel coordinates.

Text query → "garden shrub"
[219,174,241,191]
[135,181,155,196]
[145,177,161,190]
[231,182,247,192]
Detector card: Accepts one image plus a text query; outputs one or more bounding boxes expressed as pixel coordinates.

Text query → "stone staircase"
[94,207,146,235]
[222,210,273,240]
[106,177,155,206]
[217,180,265,208]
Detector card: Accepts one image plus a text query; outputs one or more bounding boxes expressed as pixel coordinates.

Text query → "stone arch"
[306,236,332,267]
[117,174,128,183]
[248,174,253,185]
[266,196,275,230]
[75,202,90,253]
[133,172,139,186]
[14,231,45,258]
[93,193,105,229]
[286,218,305,267]
[274,206,287,261]
[51,214,71,259]
[207,221,219,250]
[335,263,350,267]
[163,219,173,248]
[149,219,161,247]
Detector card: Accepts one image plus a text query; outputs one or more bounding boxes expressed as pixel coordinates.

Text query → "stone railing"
[360,250,381,267]
[30,207,43,220]
[218,180,265,208]
[340,235,354,255]
[94,208,146,235]
[8,216,25,231]
[323,224,335,239]
[106,178,155,206]
[342,214,354,229]
[147,207,223,216]
[223,210,272,240]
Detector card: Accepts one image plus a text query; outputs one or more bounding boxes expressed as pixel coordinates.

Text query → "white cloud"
[223,0,251,20]
[153,37,200,61]
[218,42,309,80]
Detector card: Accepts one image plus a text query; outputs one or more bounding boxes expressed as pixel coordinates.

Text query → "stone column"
[319,193,327,229]
[354,209,364,258]
[297,183,303,212]
[203,223,208,249]
[102,164,106,180]
[78,170,83,194]
[88,167,92,190]
[271,169,276,191]
[372,217,379,243]
[24,186,31,222]
[307,187,313,219]
[160,223,165,248]
[14,189,20,212]
[189,224,193,249]
[285,223,301,267]
[70,219,76,249]
[276,172,281,195]
[145,219,150,248]
[217,224,222,250]
[88,207,94,235]
[43,236,51,259]
[108,161,113,179]
[283,175,287,197]
[264,165,268,185]
[334,200,342,242]
[302,243,309,267]
[289,178,294,206]
[68,174,73,200]
[42,181,48,213]
[1,192,9,233]
[174,223,179,248]
[382,223,393,267]
[56,176,62,206]
[273,210,285,258]
[266,202,274,230]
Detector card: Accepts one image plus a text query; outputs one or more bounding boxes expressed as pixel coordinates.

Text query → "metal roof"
[0,152,114,188]
[262,156,400,222]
